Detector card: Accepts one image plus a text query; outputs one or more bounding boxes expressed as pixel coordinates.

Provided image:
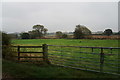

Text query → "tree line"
[1,24,119,60]
[5,24,120,39]
[20,24,48,39]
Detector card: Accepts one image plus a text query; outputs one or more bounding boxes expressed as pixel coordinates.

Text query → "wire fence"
[48,45,120,75]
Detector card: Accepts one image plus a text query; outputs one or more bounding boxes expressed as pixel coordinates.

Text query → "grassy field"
[12,39,119,47]
[2,59,119,78]
[8,39,120,77]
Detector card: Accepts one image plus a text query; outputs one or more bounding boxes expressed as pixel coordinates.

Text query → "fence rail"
[11,44,50,64]
[48,45,120,75]
[48,45,120,49]
[7,44,120,75]
[12,46,43,48]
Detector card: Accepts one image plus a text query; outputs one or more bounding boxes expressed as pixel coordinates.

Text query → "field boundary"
[9,44,120,75]
[11,44,50,64]
[48,44,120,75]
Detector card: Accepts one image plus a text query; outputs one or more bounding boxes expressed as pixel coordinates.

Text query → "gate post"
[18,45,20,61]
[118,47,120,74]
[42,44,50,64]
[100,48,104,73]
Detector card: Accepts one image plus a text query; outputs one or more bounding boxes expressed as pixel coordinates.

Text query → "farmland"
[2,59,119,78]
[2,39,120,79]
[11,39,120,74]
[12,39,119,47]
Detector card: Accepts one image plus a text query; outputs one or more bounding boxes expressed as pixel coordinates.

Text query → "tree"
[103,29,113,36]
[56,31,63,39]
[28,30,39,39]
[33,24,44,32]
[43,28,48,36]
[74,24,91,39]
[33,24,44,38]
[62,34,68,38]
[20,32,30,39]
[33,24,48,38]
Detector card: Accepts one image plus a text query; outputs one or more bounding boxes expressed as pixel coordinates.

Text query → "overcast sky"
[2,2,118,33]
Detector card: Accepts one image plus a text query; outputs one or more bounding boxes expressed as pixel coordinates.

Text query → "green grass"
[2,59,119,78]
[9,39,120,77]
[12,39,119,47]
[11,39,120,73]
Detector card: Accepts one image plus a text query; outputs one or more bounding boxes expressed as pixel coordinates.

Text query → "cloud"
[2,2,118,33]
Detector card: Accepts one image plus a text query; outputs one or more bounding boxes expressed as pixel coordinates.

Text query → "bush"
[62,34,68,38]
[20,32,30,39]
[2,32,11,45]
[2,45,16,60]
[2,32,16,60]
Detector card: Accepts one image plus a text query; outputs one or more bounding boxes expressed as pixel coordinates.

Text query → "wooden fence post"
[42,44,50,64]
[100,48,104,73]
[18,45,20,61]
[92,48,93,52]
[118,48,120,74]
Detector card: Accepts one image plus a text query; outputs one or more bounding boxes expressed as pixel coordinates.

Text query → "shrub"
[2,32,11,45]
[62,34,68,39]
[2,32,16,60]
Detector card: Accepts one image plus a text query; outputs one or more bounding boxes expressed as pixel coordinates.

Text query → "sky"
[2,2,118,33]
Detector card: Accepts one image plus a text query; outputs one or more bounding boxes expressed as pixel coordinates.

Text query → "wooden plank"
[19,52,43,53]
[19,46,43,48]
[11,46,42,48]
[19,60,44,62]
[18,56,44,58]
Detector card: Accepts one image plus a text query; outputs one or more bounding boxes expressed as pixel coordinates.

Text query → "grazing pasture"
[11,39,120,75]
[12,39,119,47]
[3,59,119,78]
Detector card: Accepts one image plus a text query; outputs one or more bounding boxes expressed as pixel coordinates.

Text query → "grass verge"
[2,59,119,78]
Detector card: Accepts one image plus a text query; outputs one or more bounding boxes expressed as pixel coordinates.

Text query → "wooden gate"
[13,44,50,64]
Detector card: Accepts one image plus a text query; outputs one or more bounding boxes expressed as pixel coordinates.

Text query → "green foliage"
[43,28,48,36]
[62,34,68,38]
[2,32,11,45]
[2,32,16,60]
[74,25,91,39]
[33,24,44,31]
[74,28,84,39]
[103,29,113,36]
[32,24,48,38]
[20,32,30,39]
[28,30,39,39]
[2,46,16,60]
[56,31,63,39]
